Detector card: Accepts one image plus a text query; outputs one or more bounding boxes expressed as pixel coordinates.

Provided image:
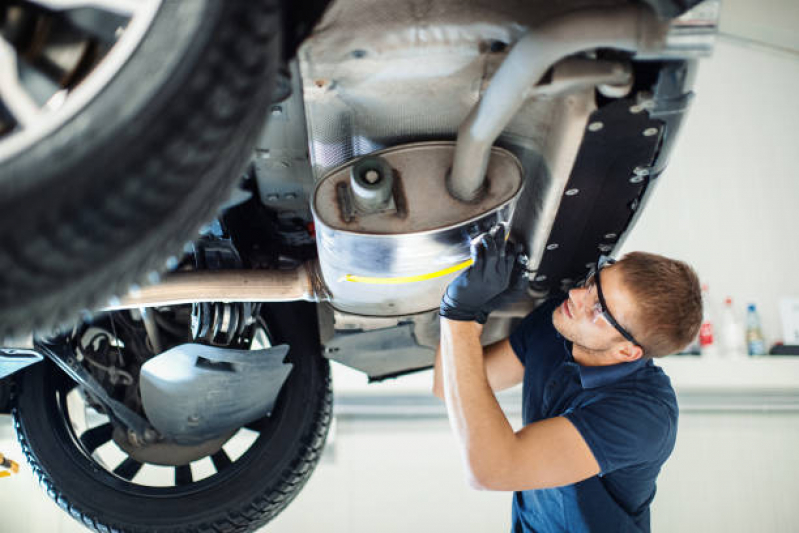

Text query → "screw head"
[588,122,604,132]
[643,127,659,137]
[604,233,618,240]
[534,275,547,282]
[633,167,650,176]
[598,244,612,252]
[266,194,279,201]
[630,175,645,184]
[285,193,297,200]
[565,188,580,196]
[271,105,283,116]
[630,104,643,114]
[546,243,559,251]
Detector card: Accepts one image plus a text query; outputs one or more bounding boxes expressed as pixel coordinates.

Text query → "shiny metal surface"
[107,265,322,311]
[312,141,522,316]
[296,0,689,278]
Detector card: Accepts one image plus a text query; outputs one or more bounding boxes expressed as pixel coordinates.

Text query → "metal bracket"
[35,339,157,442]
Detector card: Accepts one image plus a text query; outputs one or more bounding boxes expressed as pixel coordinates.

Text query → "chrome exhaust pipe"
[449,4,669,202]
[106,262,324,311]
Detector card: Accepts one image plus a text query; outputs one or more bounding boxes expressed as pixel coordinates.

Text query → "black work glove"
[440,226,528,324]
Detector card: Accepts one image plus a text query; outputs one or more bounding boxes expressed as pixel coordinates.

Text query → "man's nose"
[567,288,582,309]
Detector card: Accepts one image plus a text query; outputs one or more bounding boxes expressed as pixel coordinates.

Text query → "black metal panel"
[532,98,662,293]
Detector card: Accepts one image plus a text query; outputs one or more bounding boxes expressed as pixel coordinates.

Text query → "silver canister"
[311,141,523,316]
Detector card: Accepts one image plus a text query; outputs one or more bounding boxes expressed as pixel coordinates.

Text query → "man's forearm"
[439,318,516,487]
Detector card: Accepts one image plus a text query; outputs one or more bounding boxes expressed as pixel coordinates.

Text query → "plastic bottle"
[699,284,719,357]
[746,304,767,356]
[720,297,745,357]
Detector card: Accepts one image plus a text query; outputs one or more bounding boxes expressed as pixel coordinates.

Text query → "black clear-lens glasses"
[584,257,643,351]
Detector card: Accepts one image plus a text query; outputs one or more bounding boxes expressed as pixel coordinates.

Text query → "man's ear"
[614,343,643,363]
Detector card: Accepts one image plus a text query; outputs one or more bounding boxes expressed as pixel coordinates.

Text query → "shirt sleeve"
[509,296,565,366]
[564,393,677,475]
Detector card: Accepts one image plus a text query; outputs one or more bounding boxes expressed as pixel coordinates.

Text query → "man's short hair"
[615,251,702,358]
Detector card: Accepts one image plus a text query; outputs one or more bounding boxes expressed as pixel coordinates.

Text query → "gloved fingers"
[483,231,498,260]
[492,224,508,258]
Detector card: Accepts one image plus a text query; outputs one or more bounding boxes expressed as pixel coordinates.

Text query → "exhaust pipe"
[106,262,323,311]
[449,4,669,202]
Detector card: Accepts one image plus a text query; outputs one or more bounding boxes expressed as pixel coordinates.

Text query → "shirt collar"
[577,356,650,389]
[557,336,650,389]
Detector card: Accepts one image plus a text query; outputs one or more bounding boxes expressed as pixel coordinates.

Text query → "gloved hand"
[440,225,528,324]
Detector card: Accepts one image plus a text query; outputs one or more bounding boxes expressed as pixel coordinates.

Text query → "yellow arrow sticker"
[342,258,474,285]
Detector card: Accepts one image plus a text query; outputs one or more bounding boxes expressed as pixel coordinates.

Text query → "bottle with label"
[746,304,767,356]
[699,284,719,357]
[720,297,745,357]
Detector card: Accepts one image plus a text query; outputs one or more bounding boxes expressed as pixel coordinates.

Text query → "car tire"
[0,0,281,339]
[12,302,332,533]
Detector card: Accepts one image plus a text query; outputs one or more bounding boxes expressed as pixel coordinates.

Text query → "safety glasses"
[581,256,643,351]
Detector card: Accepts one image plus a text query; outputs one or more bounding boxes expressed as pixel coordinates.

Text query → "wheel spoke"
[211,450,232,473]
[0,36,41,127]
[79,423,114,454]
[25,0,138,17]
[175,464,192,486]
[112,457,143,481]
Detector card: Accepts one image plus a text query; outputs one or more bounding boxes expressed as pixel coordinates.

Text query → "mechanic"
[432,227,702,532]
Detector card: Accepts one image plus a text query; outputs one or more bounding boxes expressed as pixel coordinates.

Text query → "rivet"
[266,194,279,201]
[643,127,659,137]
[630,175,645,184]
[630,104,643,114]
[165,256,179,270]
[633,167,650,176]
[604,233,618,240]
[598,244,613,252]
[285,193,297,200]
[588,122,604,132]
[271,106,283,116]
[147,271,161,285]
[546,243,559,251]
[535,275,547,282]
[565,188,580,196]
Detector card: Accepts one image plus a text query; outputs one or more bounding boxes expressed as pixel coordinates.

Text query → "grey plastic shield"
[139,343,293,444]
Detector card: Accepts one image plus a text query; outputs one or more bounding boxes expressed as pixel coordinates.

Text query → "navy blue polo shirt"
[508,297,678,533]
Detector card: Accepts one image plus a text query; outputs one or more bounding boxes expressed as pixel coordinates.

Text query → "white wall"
[619,35,799,347]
